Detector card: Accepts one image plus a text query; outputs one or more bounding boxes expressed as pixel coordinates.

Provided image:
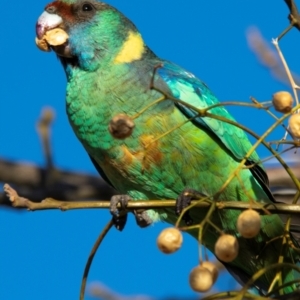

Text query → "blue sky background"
[0,1,298,299]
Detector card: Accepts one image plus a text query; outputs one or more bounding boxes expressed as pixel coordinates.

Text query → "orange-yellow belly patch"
[118,135,163,173]
[140,135,163,172]
[101,135,164,178]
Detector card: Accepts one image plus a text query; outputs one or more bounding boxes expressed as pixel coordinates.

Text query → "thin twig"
[236,263,300,300]
[272,38,300,106]
[79,219,114,300]
[201,291,266,300]
[284,0,300,31]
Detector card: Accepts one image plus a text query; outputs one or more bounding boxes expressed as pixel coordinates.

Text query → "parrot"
[35,0,300,296]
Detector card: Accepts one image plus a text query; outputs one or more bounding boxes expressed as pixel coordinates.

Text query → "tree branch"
[3,183,300,215]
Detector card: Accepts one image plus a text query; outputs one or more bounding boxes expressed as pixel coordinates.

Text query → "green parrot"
[36,0,300,295]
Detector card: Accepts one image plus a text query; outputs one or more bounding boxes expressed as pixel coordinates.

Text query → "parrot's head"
[36,0,147,72]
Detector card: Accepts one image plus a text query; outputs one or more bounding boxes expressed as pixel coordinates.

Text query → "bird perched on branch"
[36,0,300,295]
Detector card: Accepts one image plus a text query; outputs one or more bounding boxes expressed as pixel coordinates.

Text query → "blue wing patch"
[155,61,260,163]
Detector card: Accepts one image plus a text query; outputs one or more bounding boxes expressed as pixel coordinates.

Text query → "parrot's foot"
[176,188,206,225]
[110,195,153,230]
[110,195,130,231]
[133,209,153,228]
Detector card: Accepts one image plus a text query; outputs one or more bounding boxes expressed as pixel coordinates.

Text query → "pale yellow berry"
[108,114,135,139]
[289,114,300,139]
[214,234,239,262]
[201,261,219,283]
[237,209,261,238]
[157,228,183,254]
[44,28,69,46]
[189,266,213,292]
[272,91,293,113]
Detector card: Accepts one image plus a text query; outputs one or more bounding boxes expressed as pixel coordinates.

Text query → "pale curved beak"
[36,11,63,39]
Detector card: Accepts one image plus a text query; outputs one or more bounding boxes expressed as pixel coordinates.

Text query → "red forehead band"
[45,1,74,22]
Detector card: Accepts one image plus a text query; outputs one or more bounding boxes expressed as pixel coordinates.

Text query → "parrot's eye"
[82,3,94,12]
[76,2,96,20]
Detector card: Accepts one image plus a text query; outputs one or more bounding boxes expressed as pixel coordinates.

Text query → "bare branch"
[3,184,300,216]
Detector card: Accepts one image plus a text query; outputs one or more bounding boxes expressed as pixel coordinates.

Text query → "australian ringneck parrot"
[36,0,300,295]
